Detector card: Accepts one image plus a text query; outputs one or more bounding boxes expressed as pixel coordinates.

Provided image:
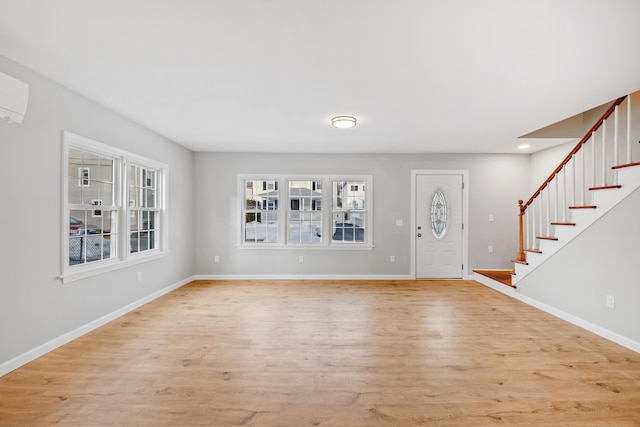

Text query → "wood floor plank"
[1,279,640,426]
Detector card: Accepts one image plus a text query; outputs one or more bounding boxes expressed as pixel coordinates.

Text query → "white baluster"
[614,105,619,185]
[601,120,607,187]
[614,105,619,166]
[545,186,551,237]
[525,207,529,251]
[571,155,576,207]
[527,200,536,248]
[627,95,632,164]
[581,142,586,206]
[562,167,567,222]
[553,174,560,221]
[539,191,543,242]
[591,131,596,192]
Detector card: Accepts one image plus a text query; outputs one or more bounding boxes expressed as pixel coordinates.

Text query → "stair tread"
[537,236,558,241]
[473,269,514,287]
[568,205,597,209]
[512,260,528,265]
[589,185,622,191]
[524,248,542,253]
[550,222,576,226]
[612,161,640,170]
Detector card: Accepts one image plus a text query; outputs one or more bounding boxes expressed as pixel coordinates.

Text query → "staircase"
[513,163,640,285]
[512,93,640,286]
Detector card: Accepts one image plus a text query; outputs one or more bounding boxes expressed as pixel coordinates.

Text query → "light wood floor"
[1,280,640,426]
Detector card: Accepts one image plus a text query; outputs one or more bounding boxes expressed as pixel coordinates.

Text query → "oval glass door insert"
[430,190,448,239]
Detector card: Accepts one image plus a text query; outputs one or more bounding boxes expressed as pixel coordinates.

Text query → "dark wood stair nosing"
[550,222,576,226]
[512,260,528,265]
[612,161,640,170]
[589,185,621,191]
[568,205,597,209]
[524,248,542,253]
[537,236,558,241]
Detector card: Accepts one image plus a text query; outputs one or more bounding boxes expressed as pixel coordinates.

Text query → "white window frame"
[61,132,168,283]
[127,158,165,258]
[287,178,324,245]
[239,175,283,246]
[237,174,373,250]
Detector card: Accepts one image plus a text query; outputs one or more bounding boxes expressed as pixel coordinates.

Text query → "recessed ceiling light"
[518,144,530,150]
[331,115,357,129]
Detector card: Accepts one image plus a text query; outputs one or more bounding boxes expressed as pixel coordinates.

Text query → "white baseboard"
[193,274,415,281]
[473,273,640,354]
[0,276,194,377]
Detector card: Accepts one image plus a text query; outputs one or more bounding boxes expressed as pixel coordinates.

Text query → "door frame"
[410,170,469,279]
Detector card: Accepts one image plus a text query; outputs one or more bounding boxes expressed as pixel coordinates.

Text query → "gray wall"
[516,186,640,343]
[0,55,195,365]
[193,152,530,276]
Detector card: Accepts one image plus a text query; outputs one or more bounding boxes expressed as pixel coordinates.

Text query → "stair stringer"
[513,165,640,285]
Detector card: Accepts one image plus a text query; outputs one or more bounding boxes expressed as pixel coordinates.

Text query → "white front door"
[415,174,463,278]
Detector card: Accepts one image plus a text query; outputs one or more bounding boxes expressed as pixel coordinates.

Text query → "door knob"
[417,233,422,237]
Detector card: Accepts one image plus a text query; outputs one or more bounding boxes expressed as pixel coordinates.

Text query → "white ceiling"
[1,0,639,154]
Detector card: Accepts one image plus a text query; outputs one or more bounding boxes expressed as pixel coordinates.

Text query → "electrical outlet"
[489,214,494,222]
[390,255,395,263]
[137,272,142,282]
[214,255,220,263]
[395,219,403,227]
[606,295,615,308]
[488,246,494,254]
[298,255,304,263]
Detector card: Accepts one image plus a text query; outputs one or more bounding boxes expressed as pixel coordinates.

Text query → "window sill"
[236,244,374,251]
[60,251,169,284]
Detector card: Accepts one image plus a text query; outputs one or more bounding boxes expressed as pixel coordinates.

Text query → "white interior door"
[415,174,463,278]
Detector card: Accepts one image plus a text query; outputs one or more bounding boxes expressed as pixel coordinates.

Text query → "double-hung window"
[331,180,367,243]
[288,180,323,244]
[242,179,279,243]
[62,132,167,282]
[129,164,160,253]
[239,175,372,248]
[67,148,117,266]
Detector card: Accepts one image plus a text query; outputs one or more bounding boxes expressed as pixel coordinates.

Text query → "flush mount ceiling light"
[331,115,357,129]
[518,144,530,150]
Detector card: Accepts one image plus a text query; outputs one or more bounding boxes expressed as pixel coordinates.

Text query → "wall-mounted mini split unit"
[0,71,29,124]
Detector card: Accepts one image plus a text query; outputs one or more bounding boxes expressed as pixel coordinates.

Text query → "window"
[288,180,322,243]
[91,200,102,217]
[332,180,367,243]
[67,148,116,266]
[62,132,167,282]
[129,165,160,253]
[78,167,90,186]
[239,175,372,248]
[243,179,279,243]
